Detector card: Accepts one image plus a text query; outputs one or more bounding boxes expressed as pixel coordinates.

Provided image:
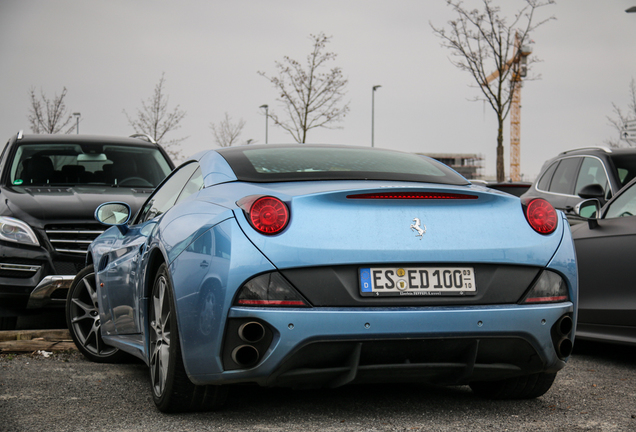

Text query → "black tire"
[66,265,127,363]
[469,372,557,399]
[149,263,228,413]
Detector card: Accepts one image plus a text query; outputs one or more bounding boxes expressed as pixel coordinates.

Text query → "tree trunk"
[496,119,505,182]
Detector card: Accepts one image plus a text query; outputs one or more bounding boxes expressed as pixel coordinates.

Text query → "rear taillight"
[522,198,558,234]
[347,192,477,200]
[521,270,569,304]
[235,272,310,307]
[237,195,289,235]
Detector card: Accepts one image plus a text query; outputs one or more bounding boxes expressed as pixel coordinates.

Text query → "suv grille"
[45,224,105,255]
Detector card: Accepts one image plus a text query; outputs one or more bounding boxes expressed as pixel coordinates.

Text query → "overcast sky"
[1,0,635,179]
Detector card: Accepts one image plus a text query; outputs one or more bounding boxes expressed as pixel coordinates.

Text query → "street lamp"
[259,104,269,144]
[72,112,81,134]
[371,85,381,147]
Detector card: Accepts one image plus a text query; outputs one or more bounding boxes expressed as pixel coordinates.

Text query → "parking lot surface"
[1,340,635,431]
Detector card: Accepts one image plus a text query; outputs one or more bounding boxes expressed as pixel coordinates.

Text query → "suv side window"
[137,162,199,223]
[537,161,558,191]
[549,158,581,195]
[575,157,610,199]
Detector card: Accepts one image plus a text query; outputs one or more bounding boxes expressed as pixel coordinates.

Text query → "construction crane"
[483,33,532,181]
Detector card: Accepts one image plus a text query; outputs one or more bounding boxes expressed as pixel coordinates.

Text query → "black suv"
[521,147,636,224]
[0,132,174,329]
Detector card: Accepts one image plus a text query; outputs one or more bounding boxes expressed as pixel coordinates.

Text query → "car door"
[100,162,201,335]
[98,221,157,336]
[544,157,583,218]
[574,181,636,334]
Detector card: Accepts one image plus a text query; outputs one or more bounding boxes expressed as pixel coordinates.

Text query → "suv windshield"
[8,142,173,188]
[218,145,469,185]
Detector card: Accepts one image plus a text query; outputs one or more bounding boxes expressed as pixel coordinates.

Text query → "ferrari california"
[66,144,578,412]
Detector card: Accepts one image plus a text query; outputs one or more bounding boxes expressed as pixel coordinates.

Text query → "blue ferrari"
[66,144,577,412]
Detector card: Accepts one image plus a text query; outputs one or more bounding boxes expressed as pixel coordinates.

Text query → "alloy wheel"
[68,268,118,358]
[150,273,171,398]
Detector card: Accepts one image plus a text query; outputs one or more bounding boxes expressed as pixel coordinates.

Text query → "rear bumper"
[187,302,575,386]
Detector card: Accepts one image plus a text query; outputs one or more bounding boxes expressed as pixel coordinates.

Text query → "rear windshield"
[8,142,173,188]
[218,145,468,185]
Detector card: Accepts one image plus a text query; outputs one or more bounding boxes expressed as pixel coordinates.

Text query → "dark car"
[571,177,636,345]
[0,132,174,329]
[521,147,636,224]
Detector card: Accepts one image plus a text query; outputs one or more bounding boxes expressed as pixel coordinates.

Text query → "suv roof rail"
[559,146,613,155]
[17,130,24,140]
[129,133,157,144]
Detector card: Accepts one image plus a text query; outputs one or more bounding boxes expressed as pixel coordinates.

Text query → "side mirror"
[578,184,605,200]
[575,199,600,229]
[95,202,131,233]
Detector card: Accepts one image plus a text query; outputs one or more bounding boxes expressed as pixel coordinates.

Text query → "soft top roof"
[216,144,469,185]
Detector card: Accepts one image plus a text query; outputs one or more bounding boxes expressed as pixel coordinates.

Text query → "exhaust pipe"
[557,338,573,358]
[556,315,573,337]
[552,315,574,359]
[223,318,272,370]
[231,345,260,367]
[238,321,265,343]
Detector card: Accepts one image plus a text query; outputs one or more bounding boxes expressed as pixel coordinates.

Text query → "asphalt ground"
[1,340,635,432]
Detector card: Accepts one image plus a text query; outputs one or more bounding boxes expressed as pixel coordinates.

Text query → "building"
[418,153,484,180]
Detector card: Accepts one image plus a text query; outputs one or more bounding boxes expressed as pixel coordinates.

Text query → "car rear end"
[182,146,577,391]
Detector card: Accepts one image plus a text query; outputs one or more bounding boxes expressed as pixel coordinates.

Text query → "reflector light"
[522,270,569,304]
[524,296,568,303]
[523,198,558,234]
[235,272,310,308]
[249,196,289,235]
[347,192,477,200]
[237,299,307,306]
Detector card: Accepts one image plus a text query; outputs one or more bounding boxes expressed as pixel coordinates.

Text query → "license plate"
[359,266,476,297]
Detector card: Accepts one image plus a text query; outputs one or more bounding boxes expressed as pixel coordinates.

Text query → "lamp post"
[72,112,81,134]
[259,104,269,144]
[371,85,381,147]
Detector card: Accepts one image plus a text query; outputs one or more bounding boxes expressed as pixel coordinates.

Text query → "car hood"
[1,185,152,227]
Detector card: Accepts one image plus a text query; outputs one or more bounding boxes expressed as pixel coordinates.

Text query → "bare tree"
[431,0,554,182]
[27,87,75,134]
[210,113,246,147]
[124,73,187,161]
[606,78,636,148]
[258,32,350,143]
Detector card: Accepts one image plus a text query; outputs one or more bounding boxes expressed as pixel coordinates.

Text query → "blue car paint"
[170,218,277,376]
[197,302,573,386]
[180,210,577,385]
[228,182,564,269]
[545,213,579,334]
[87,148,578,390]
[195,149,237,186]
[92,222,153,336]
